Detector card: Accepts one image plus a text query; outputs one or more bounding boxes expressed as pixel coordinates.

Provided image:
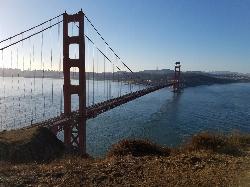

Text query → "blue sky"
[0,0,250,73]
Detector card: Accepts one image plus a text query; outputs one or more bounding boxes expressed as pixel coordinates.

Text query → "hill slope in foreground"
[1,127,250,186]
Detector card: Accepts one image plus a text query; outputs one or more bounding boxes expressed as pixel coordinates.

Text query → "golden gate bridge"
[0,10,181,154]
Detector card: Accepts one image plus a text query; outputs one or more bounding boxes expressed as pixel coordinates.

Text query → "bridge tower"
[63,10,86,154]
[173,62,181,92]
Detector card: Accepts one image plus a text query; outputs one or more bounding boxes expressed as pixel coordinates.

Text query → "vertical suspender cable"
[23,55,27,123]
[105,45,109,100]
[57,18,62,115]
[119,60,122,97]
[96,48,99,103]
[116,56,120,97]
[112,64,114,98]
[10,40,15,129]
[3,51,5,128]
[17,47,21,127]
[51,49,54,104]
[60,89,62,114]
[41,31,44,96]
[58,17,60,41]
[21,34,25,125]
[92,46,95,105]
[103,56,106,99]
[33,44,37,119]
[59,54,62,114]
[29,38,33,125]
[2,51,6,126]
[87,40,90,107]
[109,63,111,99]
[22,34,27,124]
[58,21,62,115]
[0,85,1,129]
[0,51,2,128]
[41,29,45,119]
[50,20,54,105]
[106,47,109,100]
[118,71,120,97]
[58,44,61,114]
[58,18,63,114]
[59,53,62,78]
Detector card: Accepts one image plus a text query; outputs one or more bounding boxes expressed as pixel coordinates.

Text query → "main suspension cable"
[0,14,63,44]
[0,20,63,51]
[84,15,134,73]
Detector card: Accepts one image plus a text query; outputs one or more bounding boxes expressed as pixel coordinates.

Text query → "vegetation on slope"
[107,139,171,157]
[0,127,64,163]
[0,129,250,186]
[182,73,238,87]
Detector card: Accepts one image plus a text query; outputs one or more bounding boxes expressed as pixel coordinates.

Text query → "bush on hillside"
[184,132,250,156]
[107,139,171,157]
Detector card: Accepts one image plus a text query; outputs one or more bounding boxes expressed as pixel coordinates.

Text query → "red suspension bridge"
[0,10,181,154]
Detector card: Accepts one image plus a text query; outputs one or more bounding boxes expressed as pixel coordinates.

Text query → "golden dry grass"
[0,127,38,143]
[107,139,171,157]
[183,131,250,155]
[0,131,250,186]
[0,127,64,163]
[1,150,249,186]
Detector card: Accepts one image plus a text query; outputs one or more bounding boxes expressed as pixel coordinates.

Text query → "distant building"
[186,71,206,74]
[139,69,173,75]
[116,71,127,74]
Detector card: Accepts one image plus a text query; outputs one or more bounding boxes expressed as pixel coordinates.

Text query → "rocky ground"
[1,129,250,186]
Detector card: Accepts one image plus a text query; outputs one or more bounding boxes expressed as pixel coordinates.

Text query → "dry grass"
[0,131,250,186]
[1,150,249,186]
[107,139,171,157]
[0,127,64,163]
[183,132,250,156]
[0,127,38,143]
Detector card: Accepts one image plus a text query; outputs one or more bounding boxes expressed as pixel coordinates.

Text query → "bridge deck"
[22,84,172,132]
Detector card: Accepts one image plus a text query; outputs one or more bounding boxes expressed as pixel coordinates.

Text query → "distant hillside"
[182,73,239,87]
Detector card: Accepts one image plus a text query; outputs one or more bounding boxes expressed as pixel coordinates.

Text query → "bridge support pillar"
[173,62,181,92]
[63,10,86,155]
